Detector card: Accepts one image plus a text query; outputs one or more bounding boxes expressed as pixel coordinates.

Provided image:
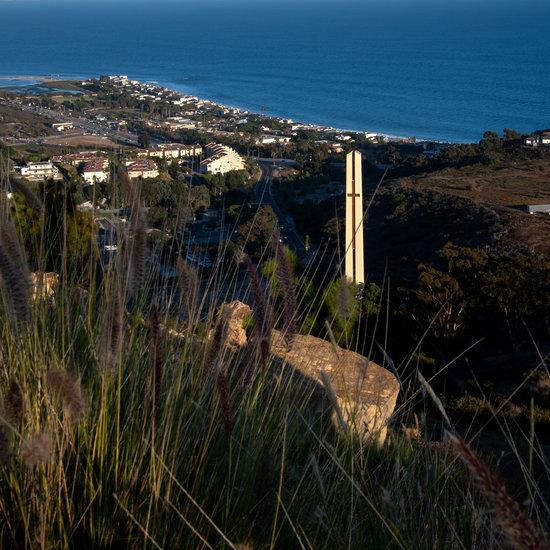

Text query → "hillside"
[393,154,550,257]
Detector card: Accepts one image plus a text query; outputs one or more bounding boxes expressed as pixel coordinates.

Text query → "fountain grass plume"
[22,432,53,468]
[205,304,230,374]
[0,425,10,463]
[274,238,297,348]
[176,257,199,320]
[125,177,147,301]
[45,368,85,419]
[0,211,32,325]
[101,288,123,372]
[246,257,271,364]
[4,377,24,428]
[448,433,549,550]
[336,277,352,322]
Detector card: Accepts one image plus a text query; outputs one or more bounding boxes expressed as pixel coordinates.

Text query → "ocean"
[0,0,549,142]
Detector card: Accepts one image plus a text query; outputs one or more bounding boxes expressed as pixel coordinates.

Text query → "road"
[254,159,305,256]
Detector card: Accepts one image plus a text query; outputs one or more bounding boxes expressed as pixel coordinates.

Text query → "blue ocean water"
[0,0,549,142]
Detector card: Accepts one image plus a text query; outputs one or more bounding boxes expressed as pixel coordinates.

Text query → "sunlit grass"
[0,170,547,549]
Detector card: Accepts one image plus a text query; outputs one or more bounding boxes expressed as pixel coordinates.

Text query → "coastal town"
[1,74,550,274]
[0,74,386,271]
[2,75,550,270]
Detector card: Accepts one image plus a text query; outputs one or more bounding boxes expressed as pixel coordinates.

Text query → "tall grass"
[0,175,547,549]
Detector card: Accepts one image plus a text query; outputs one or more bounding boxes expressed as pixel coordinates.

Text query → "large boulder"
[221,301,399,445]
[271,331,399,445]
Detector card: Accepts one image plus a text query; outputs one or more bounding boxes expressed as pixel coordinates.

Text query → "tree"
[438,244,549,349]
[481,130,501,145]
[386,145,403,166]
[410,264,465,341]
[237,205,278,258]
[503,128,521,142]
[141,180,176,209]
[200,173,227,196]
[186,185,210,214]
[137,131,151,149]
[362,283,382,318]
[13,179,96,275]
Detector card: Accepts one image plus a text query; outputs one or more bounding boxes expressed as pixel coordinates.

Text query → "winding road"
[254,159,305,256]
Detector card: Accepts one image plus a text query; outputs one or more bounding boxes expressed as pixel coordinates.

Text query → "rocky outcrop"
[271,331,399,445]
[218,301,251,350]
[221,301,400,445]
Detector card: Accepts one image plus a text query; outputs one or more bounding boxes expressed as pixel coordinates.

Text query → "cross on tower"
[345,151,365,285]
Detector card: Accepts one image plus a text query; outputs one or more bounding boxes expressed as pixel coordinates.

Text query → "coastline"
[154,78,419,144]
[0,73,454,144]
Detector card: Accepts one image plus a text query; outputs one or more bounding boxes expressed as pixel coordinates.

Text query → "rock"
[271,331,399,445]
[214,301,252,350]
[31,272,59,301]
[217,301,399,445]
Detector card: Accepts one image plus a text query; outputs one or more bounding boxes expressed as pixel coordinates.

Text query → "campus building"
[82,158,109,184]
[136,143,203,160]
[200,144,246,175]
[125,159,159,179]
[16,161,62,181]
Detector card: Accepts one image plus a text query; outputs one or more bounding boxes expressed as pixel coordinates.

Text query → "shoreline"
[0,73,457,145]
[0,75,68,82]
[156,78,451,145]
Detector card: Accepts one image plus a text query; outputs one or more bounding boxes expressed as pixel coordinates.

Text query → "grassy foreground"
[0,186,547,549]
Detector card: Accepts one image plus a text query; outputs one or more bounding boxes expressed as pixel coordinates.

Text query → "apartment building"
[16,161,62,181]
[82,159,109,184]
[200,143,246,175]
[125,159,159,179]
[136,143,203,160]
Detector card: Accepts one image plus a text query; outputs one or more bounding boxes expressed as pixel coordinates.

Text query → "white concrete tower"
[345,150,365,285]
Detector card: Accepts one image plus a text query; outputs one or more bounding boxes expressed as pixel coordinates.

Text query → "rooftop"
[126,159,158,171]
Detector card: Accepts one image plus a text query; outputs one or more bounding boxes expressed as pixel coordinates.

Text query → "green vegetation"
[11,180,96,274]
[200,170,252,196]
[0,179,548,549]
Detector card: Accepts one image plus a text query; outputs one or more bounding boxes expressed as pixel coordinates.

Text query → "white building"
[200,144,246,175]
[525,204,550,214]
[82,159,109,184]
[125,159,159,179]
[525,132,550,147]
[52,122,74,132]
[136,143,202,160]
[17,161,62,181]
[163,120,197,131]
[257,135,292,145]
[103,75,129,86]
